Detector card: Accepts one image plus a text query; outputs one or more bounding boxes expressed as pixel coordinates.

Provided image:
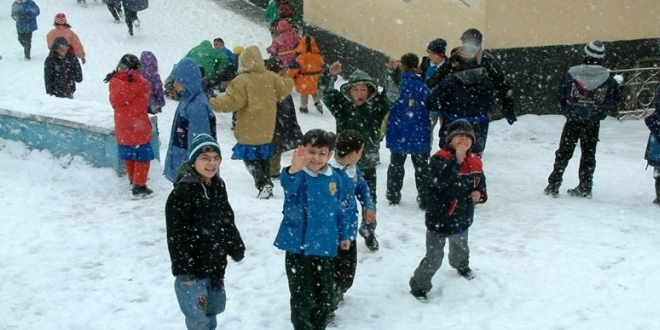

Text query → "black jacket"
[165,164,245,281]
[44,37,82,98]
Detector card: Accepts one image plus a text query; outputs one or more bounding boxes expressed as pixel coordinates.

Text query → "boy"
[44,37,83,99]
[319,61,392,251]
[328,130,376,310]
[166,134,245,330]
[273,129,351,330]
[409,119,488,300]
[644,85,660,205]
[385,53,432,209]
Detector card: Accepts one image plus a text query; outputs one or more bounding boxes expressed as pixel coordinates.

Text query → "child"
[209,45,293,199]
[11,0,40,60]
[186,40,227,81]
[273,128,351,330]
[166,134,245,330]
[409,119,487,300]
[266,19,301,68]
[104,54,154,197]
[265,56,303,179]
[120,0,148,36]
[44,37,83,99]
[328,130,376,310]
[163,57,217,183]
[139,51,165,114]
[319,61,392,251]
[385,53,432,210]
[644,85,660,205]
[102,0,123,23]
[288,35,325,114]
[46,13,86,64]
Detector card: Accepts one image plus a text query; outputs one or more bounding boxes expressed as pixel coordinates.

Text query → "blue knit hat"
[188,134,221,165]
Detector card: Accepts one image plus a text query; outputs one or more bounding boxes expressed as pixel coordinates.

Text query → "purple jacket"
[139,51,165,114]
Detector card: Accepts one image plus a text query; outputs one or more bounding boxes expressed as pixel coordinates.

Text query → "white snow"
[1,1,659,329]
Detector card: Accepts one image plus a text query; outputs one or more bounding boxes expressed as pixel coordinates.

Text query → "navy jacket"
[44,37,83,98]
[557,65,622,121]
[11,0,39,33]
[385,70,432,154]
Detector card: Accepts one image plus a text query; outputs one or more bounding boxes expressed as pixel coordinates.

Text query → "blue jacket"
[329,158,375,240]
[274,166,351,257]
[557,65,622,121]
[163,57,217,183]
[644,86,660,167]
[385,70,432,155]
[11,0,40,33]
[120,0,148,11]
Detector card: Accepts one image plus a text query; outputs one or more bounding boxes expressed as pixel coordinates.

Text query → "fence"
[610,58,660,120]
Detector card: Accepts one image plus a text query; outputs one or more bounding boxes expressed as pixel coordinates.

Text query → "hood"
[50,36,70,51]
[568,65,610,91]
[169,57,202,96]
[339,69,378,103]
[239,45,265,73]
[275,19,294,35]
[139,51,158,74]
[295,35,320,54]
[174,161,204,185]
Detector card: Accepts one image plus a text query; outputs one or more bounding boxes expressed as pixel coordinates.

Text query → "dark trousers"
[359,167,377,236]
[547,119,600,192]
[386,152,429,204]
[125,9,138,32]
[106,3,121,20]
[439,119,489,155]
[17,32,32,59]
[244,160,273,190]
[285,252,335,330]
[334,241,357,296]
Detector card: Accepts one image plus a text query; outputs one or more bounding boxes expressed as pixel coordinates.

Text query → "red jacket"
[109,70,152,146]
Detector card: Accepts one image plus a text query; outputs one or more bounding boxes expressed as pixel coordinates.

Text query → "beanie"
[583,40,605,60]
[427,38,447,55]
[117,54,141,70]
[54,13,67,25]
[188,134,221,165]
[445,119,475,144]
[232,45,245,56]
[400,53,419,69]
[461,28,483,45]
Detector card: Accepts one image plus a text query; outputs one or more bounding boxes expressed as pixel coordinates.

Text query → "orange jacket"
[46,26,86,60]
[287,36,324,95]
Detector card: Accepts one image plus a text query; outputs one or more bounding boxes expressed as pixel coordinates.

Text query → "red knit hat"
[54,13,67,25]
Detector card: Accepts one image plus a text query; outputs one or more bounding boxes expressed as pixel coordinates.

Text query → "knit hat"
[445,119,475,144]
[232,45,245,56]
[188,134,221,165]
[461,28,483,45]
[583,40,605,60]
[54,13,67,25]
[400,53,419,70]
[117,54,141,70]
[427,38,447,55]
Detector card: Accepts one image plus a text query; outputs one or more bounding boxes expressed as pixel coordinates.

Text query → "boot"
[132,185,153,198]
[543,184,559,197]
[299,106,308,114]
[314,102,324,114]
[567,185,592,199]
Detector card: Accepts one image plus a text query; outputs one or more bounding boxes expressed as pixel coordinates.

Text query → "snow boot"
[543,184,559,197]
[299,106,308,114]
[457,267,475,280]
[257,184,273,200]
[132,185,153,198]
[314,102,324,114]
[567,186,592,199]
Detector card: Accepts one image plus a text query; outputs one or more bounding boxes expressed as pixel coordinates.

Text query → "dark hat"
[265,56,284,72]
[117,54,141,70]
[461,28,483,45]
[400,53,419,69]
[445,119,475,144]
[188,134,221,165]
[427,38,447,55]
[583,40,605,61]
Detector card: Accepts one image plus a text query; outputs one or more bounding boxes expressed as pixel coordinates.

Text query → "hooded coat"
[287,35,324,95]
[108,63,152,146]
[385,70,432,155]
[557,64,622,121]
[266,20,301,68]
[11,0,40,33]
[209,45,293,146]
[185,40,227,80]
[44,37,83,98]
[139,51,165,114]
[163,57,217,183]
[46,25,86,61]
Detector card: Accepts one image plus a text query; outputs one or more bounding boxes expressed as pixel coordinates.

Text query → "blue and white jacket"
[557,65,622,121]
[329,158,375,241]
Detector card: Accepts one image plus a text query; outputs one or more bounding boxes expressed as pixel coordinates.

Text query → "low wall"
[0,109,160,176]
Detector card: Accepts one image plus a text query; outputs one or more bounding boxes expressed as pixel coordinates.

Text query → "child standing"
[319,61,392,251]
[120,0,148,36]
[166,134,245,330]
[102,0,123,23]
[328,130,376,310]
[273,129,351,330]
[139,51,165,114]
[11,0,40,60]
[288,35,325,114]
[44,37,83,99]
[266,19,301,68]
[46,13,86,64]
[385,53,432,210]
[409,119,488,300]
[644,85,660,205]
[104,54,154,197]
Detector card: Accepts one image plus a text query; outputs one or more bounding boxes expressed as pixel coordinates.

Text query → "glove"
[81,58,86,65]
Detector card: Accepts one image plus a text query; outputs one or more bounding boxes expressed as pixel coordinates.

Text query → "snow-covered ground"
[1,1,658,329]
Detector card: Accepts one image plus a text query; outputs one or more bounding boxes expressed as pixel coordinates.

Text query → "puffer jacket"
[44,37,83,99]
[385,70,432,155]
[11,0,39,33]
[46,26,86,61]
[288,35,324,95]
[266,20,301,68]
[108,66,152,146]
[209,45,293,146]
[185,40,227,80]
[139,51,165,114]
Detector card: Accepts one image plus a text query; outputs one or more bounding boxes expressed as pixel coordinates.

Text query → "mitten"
[81,58,86,65]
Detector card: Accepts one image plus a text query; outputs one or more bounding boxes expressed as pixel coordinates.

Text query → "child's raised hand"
[329,61,342,76]
[363,210,376,224]
[288,145,309,174]
[470,190,482,203]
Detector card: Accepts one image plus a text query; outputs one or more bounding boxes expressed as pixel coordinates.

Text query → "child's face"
[56,46,69,57]
[427,50,445,65]
[173,81,186,92]
[304,145,332,172]
[213,40,223,50]
[349,84,371,106]
[193,151,221,181]
[449,134,473,150]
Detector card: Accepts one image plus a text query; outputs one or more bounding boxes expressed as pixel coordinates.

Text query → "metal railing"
[610,61,660,120]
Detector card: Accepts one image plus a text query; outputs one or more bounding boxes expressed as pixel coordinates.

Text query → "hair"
[213,37,224,44]
[104,54,141,83]
[400,53,419,71]
[302,129,335,150]
[334,130,365,157]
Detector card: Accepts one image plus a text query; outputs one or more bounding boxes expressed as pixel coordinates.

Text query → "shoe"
[386,191,400,206]
[457,267,475,280]
[128,27,133,36]
[257,185,274,199]
[299,106,308,114]
[315,102,324,114]
[133,19,141,28]
[364,234,379,251]
[416,195,427,210]
[132,185,153,198]
[410,289,427,300]
[543,185,559,197]
[653,197,660,205]
[567,186,592,199]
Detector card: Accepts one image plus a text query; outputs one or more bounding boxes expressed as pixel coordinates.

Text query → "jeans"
[174,277,226,330]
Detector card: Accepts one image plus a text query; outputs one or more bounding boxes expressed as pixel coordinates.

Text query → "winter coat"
[207,48,238,89]
[425,148,488,235]
[288,35,324,95]
[329,158,375,241]
[273,166,350,257]
[385,70,432,155]
[44,37,83,99]
[46,26,86,61]
[644,86,660,167]
[266,20,301,68]
[11,0,40,33]
[108,68,152,146]
[120,0,148,11]
[185,40,227,80]
[271,95,303,155]
[320,69,391,169]
[166,163,245,281]
[209,45,293,146]
[557,65,622,121]
[163,57,217,183]
[139,51,165,114]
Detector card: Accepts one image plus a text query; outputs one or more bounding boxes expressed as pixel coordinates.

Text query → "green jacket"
[185,40,227,80]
